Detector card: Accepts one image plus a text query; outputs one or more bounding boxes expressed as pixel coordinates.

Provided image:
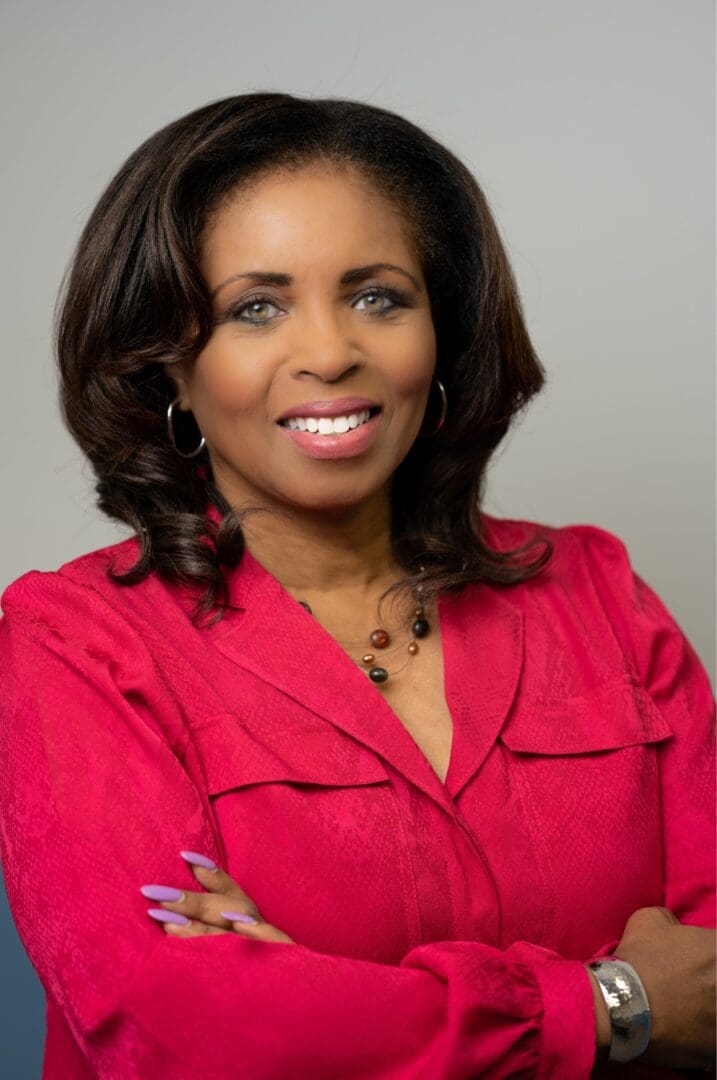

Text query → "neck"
[232,493,404,598]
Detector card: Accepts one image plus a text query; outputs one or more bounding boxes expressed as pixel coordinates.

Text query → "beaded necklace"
[297,577,430,685]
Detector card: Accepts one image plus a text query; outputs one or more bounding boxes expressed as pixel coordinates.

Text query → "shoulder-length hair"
[55,91,552,625]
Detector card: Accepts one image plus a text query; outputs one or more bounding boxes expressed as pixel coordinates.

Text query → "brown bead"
[369,628,390,648]
[407,641,418,655]
[361,653,375,666]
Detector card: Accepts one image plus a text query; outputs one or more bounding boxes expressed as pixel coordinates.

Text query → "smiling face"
[165,162,437,516]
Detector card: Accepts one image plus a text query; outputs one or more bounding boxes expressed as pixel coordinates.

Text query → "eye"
[353,286,407,315]
[225,284,408,327]
[229,295,284,326]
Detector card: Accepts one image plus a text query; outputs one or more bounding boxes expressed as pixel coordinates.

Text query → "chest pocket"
[497,679,673,755]
[187,709,391,792]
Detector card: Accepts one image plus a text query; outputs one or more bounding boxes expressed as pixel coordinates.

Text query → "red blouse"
[0,511,714,1079]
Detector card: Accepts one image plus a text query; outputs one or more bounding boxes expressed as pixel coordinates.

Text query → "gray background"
[1,1,714,1074]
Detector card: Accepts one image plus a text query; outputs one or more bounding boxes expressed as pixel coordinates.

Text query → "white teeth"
[282,409,374,435]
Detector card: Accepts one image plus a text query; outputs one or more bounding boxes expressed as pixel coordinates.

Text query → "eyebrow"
[209,262,420,300]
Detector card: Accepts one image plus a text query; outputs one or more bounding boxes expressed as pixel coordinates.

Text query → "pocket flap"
[498,681,674,755]
[188,711,390,794]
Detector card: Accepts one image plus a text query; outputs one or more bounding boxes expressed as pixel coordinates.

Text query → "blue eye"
[227,285,408,326]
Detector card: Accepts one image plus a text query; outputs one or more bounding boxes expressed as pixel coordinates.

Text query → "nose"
[298,358,361,384]
[292,303,363,383]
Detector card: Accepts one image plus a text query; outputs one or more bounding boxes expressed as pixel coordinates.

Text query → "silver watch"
[587,957,652,1063]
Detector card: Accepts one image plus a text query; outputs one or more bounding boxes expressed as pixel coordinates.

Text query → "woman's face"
[167,163,436,515]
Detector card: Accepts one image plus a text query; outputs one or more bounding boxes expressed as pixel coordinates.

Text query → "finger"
[190,862,254,904]
[142,884,262,930]
[146,896,294,942]
[220,912,294,944]
[140,885,209,922]
[162,919,229,938]
[146,908,227,936]
[180,852,256,906]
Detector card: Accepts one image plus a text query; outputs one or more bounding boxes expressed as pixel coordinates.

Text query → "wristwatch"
[587,957,652,1063]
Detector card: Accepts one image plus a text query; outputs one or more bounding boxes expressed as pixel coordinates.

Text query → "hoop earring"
[166,397,206,459]
[419,378,447,438]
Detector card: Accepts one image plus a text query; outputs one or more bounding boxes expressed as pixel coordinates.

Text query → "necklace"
[297,576,430,685]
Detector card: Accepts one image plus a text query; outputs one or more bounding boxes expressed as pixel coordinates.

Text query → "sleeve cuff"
[507,940,598,1080]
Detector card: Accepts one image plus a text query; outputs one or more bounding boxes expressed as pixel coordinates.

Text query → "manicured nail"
[220,910,259,924]
[147,908,190,925]
[180,850,218,871]
[140,885,185,903]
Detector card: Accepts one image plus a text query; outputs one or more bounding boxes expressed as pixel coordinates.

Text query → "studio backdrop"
[0,2,714,1075]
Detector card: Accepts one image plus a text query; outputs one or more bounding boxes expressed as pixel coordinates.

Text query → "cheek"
[392,324,436,402]
[191,340,268,416]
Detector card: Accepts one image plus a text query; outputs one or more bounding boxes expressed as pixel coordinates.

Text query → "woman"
[0,92,714,1078]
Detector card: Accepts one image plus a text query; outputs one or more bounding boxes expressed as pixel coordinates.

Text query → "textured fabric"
[0,509,714,1079]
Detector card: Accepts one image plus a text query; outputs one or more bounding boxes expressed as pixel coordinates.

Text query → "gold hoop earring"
[166,397,206,459]
[419,378,447,438]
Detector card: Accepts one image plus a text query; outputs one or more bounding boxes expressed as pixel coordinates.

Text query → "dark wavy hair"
[55,91,553,626]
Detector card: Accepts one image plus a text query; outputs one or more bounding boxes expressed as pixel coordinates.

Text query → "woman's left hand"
[141,855,295,943]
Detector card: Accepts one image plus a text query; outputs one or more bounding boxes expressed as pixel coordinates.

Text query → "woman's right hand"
[613,907,716,1072]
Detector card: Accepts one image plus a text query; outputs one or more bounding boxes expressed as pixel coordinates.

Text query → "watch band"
[587,958,652,1063]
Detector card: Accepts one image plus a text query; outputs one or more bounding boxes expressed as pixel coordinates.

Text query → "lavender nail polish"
[147,908,190,926]
[180,850,218,871]
[220,910,258,924]
[140,885,185,902]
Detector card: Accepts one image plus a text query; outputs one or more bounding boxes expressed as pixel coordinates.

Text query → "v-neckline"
[276,579,456,789]
[208,542,525,808]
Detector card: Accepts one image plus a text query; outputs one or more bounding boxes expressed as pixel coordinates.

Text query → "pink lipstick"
[277,406,382,460]
[275,396,380,422]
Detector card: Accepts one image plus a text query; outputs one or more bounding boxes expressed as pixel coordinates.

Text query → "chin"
[295,496,368,515]
[282,483,381,515]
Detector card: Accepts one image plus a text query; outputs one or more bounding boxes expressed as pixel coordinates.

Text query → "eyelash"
[225,285,409,326]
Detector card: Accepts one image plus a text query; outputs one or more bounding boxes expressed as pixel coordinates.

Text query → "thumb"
[652,906,681,925]
[623,906,681,935]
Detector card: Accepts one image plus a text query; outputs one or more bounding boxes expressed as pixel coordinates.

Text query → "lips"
[277,408,383,460]
[275,397,381,423]
[281,408,374,435]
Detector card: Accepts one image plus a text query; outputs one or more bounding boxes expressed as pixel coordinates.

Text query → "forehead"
[200,164,417,273]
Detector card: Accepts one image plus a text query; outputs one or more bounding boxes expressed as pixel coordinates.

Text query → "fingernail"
[147,908,190,925]
[180,850,218,871]
[220,910,258,924]
[140,885,185,903]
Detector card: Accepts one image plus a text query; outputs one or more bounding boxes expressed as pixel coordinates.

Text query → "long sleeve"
[0,575,597,1080]
[572,524,716,927]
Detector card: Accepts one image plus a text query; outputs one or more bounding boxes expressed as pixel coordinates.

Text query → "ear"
[163,361,191,410]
